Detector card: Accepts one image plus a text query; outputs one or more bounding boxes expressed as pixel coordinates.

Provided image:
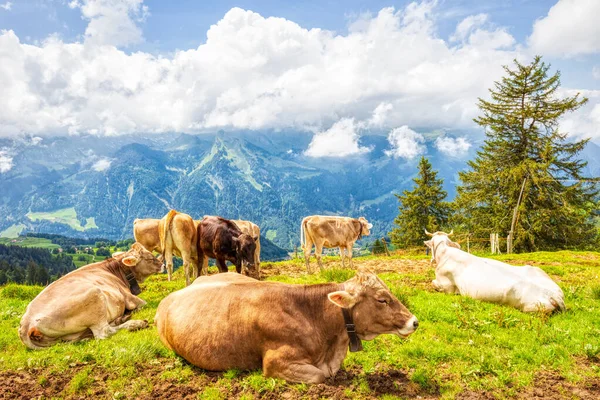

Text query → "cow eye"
[377,299,387,304]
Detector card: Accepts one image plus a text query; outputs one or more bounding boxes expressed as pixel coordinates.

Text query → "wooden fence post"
[490,233,495,254]
[507,233,513,254]
[381,237,391,257]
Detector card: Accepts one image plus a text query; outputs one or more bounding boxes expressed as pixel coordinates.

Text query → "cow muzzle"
[396,315,419,338]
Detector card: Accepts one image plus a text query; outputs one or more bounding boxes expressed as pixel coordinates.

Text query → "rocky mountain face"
[1,132,598,250]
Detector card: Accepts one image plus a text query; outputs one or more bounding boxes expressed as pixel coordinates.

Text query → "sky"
[0,0,599,165]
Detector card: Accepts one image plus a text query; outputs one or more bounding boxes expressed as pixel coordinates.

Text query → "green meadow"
[0,251,599,399]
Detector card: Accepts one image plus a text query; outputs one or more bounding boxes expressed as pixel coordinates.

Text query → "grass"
[0,224,26,238]
[26,207,97,232]
[0,236,60,249]
[0,251,599,399]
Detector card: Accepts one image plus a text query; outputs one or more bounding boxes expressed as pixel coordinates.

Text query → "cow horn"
[448,229,454,236]
[424,229,433,237]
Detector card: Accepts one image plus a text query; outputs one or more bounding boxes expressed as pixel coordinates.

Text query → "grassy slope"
[0,251,599,399]
[0,237,60,249]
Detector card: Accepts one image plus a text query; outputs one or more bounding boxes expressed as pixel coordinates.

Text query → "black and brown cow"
[197,216,259,279]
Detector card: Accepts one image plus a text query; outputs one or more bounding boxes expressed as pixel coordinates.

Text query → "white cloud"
[367,102,394,127]
[0,2,11,11]
[305,118,371,158]
[91,158,112,171]
[450,13,488,42]
[71,0,149,47]
[529,0,600,57]
[0,4,526,139]
[384,126,426,160]
[434,136,472,157]
[559,89,600,140]
[0,150,13,173]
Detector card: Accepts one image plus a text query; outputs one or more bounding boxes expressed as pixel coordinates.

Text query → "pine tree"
[390,156,451,247]
[453,56,597,251]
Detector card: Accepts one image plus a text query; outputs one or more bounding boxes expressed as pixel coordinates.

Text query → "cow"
[155,268,418,383]
[232,219,261,273]
[133,210,198,286]
[301,215,372,273]
[424,230,566,313]
[197,216,259,279]
[19,243,163,350]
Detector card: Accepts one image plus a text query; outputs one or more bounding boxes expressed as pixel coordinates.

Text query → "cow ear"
[328,291,356,308]
[122,256,140,267]
[424,240,432,248]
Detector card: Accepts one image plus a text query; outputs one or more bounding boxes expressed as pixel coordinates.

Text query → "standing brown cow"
[20,243,163,349]
[155,268,418,383]
[197,216,259,279]
[301,215,372,273]
[133,210,198,286]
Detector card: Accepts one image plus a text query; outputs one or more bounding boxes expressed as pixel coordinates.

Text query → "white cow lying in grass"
[424,230,565,313]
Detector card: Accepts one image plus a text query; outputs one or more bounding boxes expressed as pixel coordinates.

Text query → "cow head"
[234,233,258,279]
[327,268,418,340]
[424,230,460,263]
[358,217,373,236]
[119,242,165,283]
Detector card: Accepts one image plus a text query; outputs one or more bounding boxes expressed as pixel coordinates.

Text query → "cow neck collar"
[340,284,363,352]
[124,268,141,296]
[111,258,141,296]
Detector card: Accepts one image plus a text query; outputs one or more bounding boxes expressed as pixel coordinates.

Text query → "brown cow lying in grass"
[19,243,163,350]
[155,269,418,383]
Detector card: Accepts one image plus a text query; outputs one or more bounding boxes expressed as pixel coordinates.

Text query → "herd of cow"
[16,210,567,383]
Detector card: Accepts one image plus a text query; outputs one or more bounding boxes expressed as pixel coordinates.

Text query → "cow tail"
[161,210,178,260]
[300,218,307,250]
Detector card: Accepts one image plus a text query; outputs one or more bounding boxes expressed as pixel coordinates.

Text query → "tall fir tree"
[390,156,451,247]
[453,56,598,251]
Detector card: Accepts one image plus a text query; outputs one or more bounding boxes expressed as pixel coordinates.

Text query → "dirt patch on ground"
[1,361,599,400]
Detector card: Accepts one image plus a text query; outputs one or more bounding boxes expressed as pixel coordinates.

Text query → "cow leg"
[198,254,209,276]
[90,319,149,339]
[263,349,326,384]
[346,244,354,269]
[164,247,174,282]
[191,255,200,280]
[182,258,191,286]
[314,242,324,272]
[255,241,261,277]
[339,247,345,268]
[303,238,314,274]
[216,258,228,273]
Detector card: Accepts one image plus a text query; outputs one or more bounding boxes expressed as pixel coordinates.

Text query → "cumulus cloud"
[0,150,13,173]
[529,0,600,57]
[385,126,426,160]
[0,3,523,139]
[367,102,394,127]
[0,2,11,11]
[70,0,149,47]
[559,89,600,140]
[434,136,472,157]
[91,157,112,171]
[450,13,488,42]
[0,1,597,145]
[305,118,371,157]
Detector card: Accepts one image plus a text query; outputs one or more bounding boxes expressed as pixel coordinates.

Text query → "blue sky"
[0,0,599,159]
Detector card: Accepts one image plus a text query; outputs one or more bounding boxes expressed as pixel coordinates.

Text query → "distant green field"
[0,251,599,399]
[26,208,98,232]
[0,224,26,239]
[0,237,60,250]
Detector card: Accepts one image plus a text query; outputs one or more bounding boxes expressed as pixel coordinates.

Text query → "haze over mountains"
[1,131,599,250]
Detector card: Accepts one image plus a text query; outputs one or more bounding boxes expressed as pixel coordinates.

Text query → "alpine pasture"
[1,251,599,399]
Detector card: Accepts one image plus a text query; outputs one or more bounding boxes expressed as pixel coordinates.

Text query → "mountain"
[1,132,598,249]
